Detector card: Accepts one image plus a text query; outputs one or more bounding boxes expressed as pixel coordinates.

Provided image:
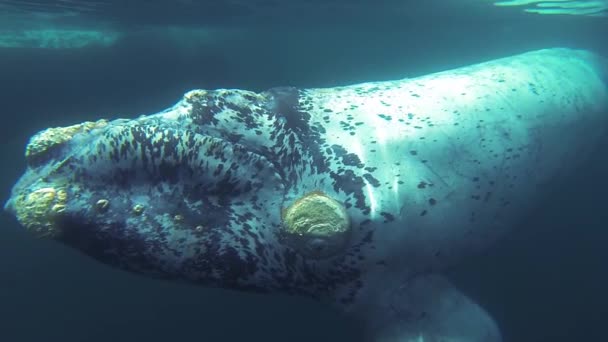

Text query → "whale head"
[4,87,363,297]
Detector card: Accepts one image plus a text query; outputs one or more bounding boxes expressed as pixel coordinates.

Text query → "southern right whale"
[4,48,608,341]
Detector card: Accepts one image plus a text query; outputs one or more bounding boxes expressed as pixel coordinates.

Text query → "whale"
[4,48,608,341]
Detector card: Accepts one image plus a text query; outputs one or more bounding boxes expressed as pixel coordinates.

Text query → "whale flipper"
[338,273,501,342]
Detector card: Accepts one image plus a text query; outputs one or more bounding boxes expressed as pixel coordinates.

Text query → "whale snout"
[4,112,289,286]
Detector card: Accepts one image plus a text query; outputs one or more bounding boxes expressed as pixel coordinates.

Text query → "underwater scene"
[1,1,607,341]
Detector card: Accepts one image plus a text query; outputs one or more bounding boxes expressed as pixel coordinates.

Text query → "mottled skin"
[5,48,608,341]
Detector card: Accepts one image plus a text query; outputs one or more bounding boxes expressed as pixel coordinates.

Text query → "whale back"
[297,48,608,275]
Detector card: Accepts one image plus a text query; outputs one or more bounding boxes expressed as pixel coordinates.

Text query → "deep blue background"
[1,2,607,341]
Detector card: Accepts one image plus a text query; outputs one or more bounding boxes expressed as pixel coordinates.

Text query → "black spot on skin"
[363,173,381,187]
[380,212,395,223]
[190,97,219,126]
[226,132,244,144]
[417,181,427,189]
[330,170,370,214]
[429,198,437,205]
[420,210,427,216]
[361,230,374,243]
[377,114,392,121]
[331,144,363,167]
[157,160,179,184]
[265,87,330,181]
[267,87,306,132]
[410,150,418,156]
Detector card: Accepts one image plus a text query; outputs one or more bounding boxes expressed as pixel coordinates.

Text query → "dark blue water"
[0,1,607,341]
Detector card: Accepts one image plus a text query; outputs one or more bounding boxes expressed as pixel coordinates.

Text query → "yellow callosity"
[25,119,108,161]
[13,187,68,238]
[132,204,145,215]
[282,191,350,258]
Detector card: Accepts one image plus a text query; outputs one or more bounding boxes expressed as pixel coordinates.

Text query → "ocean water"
[0,1,607,341]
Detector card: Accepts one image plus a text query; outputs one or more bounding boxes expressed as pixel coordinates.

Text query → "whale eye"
[281,191,351,259]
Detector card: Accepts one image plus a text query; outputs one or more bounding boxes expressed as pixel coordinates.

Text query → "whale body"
[5,48,608,341]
